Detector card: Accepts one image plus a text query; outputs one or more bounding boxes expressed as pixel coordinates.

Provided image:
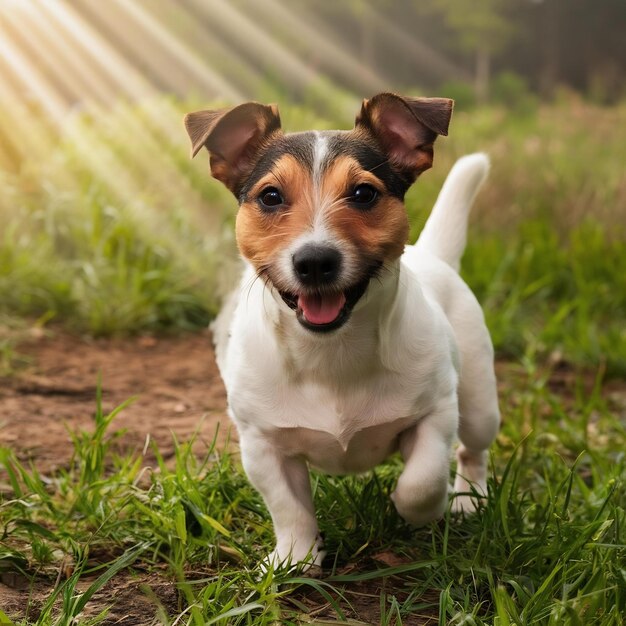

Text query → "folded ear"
[184,102,282,194]
[355,93,453,181]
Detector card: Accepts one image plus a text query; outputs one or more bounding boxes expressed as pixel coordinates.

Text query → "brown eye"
[350,184,378,209]
[258,187,284,210]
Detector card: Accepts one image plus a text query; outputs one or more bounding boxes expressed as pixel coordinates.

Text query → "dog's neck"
[266,259,408,386]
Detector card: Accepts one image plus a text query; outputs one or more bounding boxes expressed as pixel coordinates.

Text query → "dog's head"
[185,93,453,333]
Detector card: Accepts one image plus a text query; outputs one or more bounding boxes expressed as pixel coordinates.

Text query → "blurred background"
[0,0,625,373]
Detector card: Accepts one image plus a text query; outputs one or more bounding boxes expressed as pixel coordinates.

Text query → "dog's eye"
[258,187,284,210]
[350,184,378,209]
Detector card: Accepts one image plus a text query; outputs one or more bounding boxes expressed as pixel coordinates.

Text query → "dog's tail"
[415,153,490,272]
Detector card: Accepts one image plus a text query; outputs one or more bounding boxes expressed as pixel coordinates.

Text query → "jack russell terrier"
[184,93,500,569]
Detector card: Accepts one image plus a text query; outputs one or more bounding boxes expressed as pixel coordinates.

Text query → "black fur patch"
[238,132,315,202]
[324,132,409,199]
[238,130,410,203]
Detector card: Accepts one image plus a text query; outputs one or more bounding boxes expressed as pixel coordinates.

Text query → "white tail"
[416,153,490,272]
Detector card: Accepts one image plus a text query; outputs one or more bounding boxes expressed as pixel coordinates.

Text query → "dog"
[184,93,500,569]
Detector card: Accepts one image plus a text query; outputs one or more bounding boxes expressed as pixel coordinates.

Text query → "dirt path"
[0,330,231,472]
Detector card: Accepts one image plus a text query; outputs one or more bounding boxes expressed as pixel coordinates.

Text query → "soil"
[0,329,231,473]
[0,330,233,626]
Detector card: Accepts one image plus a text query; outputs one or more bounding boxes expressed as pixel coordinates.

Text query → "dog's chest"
[230,368,433,473]
[267,398,416,473]
[224,277,450,474]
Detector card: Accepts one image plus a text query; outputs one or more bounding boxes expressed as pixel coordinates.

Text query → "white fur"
[213,154,500,569]
[416,153,490,272]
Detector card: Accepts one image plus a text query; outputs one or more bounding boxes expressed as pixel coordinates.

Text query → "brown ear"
[355,93,453,181]
[184,102,281,194]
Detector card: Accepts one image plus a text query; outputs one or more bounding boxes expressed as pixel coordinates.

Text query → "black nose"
[292,244,342,286]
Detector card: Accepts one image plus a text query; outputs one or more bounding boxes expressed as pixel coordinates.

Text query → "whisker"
[368,158,392,174]
[260,273,273,318]
[244,272,262,308]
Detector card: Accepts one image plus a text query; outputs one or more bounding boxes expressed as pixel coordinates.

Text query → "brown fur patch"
[235,153,408,280]
[321,156,409,263]
[236,154,314,269]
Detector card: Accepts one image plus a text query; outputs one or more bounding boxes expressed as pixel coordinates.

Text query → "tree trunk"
[539,0,561,96]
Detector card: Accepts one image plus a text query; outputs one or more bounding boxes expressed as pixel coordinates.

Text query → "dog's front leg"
[239,429,324,569]
[391,395,458,526]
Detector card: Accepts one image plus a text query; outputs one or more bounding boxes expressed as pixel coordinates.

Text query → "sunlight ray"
[2,7,104,107]
[0,2,192,198]
[65,120,146,204]
[35,3,191,137]
[38,0,153,103]
[100,103,224,232]
[156,0,265,98]
[106,0,244,101]
[54,112,227,286]
[0,103,38,165]
[241,0,387,94]
[36,0,188,139]
[185,0,347,113]
[0,75,55,163]
[0,20,68,121]
[4,2,116,105]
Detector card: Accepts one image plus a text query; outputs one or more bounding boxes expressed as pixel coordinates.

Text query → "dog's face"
[185,93,453,333]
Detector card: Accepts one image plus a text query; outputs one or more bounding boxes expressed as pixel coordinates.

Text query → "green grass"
[0,362,624,624]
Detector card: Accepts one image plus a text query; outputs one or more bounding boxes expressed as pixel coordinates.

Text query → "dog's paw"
[451,475,486,515]
[262,534,326,575]
[391,489,447,526]
[450,492,482,515]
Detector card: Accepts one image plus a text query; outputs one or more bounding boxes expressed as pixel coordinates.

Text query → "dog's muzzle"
[277,245,381,332]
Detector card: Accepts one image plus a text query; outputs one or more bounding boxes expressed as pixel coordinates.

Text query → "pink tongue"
[299,292,346,325]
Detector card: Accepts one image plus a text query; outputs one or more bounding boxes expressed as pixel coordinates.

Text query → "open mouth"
[279,271,377,333]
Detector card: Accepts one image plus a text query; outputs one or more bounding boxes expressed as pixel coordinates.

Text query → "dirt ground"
[0,330,231,473]
[4,329,623,474]
[0,330,230,625]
